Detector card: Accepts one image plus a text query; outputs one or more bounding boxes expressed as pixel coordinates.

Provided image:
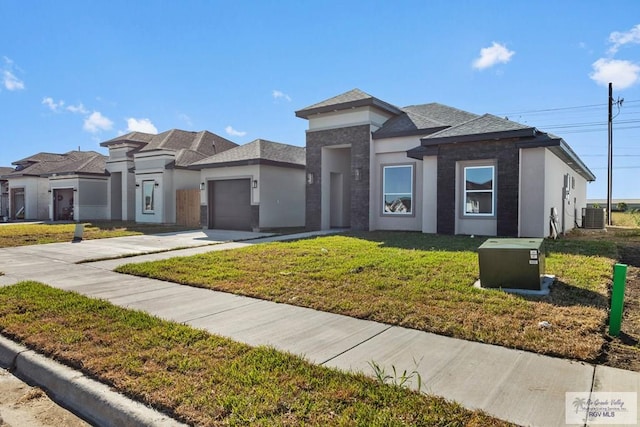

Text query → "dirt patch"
[0,368,89,427]
[600,242,640,371]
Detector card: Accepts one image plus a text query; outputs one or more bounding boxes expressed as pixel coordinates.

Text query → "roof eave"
[295,98,402,119]
[420,128,536,146]
[407,145,439,160]
[189,159,305,170]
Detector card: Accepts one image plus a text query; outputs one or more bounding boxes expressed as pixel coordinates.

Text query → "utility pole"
[607,82,613,226]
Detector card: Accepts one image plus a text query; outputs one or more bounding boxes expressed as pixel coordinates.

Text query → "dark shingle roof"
[100,132,155,147]
[101,129,239,167]
[420,114,535,144]
[13,152,66,165]
[373,103,480,139]
[190,139,305,169]
[6,151,107,177]
[295,88,402,118]
[0,167,14,179]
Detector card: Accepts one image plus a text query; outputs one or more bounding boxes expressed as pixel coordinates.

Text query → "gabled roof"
[190,139,305,169]
[295,88,403,119]
[5,151,107,177]
[373,103,479,139]
[420,114,536,145]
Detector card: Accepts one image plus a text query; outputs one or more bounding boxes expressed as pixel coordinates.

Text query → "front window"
[142,180,155,213]
[383,165,413,215]
[464,166,494,215]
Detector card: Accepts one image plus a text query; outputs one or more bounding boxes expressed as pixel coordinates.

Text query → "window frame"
[462,164,495,217]
[142,180,155,214]
[381,164,414,216]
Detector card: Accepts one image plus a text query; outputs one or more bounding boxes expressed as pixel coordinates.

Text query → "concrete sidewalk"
[0,230,638,426]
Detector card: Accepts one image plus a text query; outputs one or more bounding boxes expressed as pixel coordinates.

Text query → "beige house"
[190,139,306,231]
[1,151,109,221]
[296,89,595,237]
[101,129,237,224]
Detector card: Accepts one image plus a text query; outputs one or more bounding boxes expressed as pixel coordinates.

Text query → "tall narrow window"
[142,180,155,213]
[464,166,494,215]
[383,165,413,215]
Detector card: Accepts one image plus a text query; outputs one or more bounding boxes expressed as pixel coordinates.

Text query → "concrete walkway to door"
[0,229,638,427]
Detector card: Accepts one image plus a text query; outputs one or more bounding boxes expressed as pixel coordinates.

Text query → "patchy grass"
[0,222,197,248]
[0,282,511,426]
[612,211,640,228]
[117,232,615,362]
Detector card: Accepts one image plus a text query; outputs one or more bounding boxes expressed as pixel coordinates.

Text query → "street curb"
[0,334,187,427]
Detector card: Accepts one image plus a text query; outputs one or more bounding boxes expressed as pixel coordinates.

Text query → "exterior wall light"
[354,168,362,181]
[200,182,205,191]
[307,172,314,185]
[253,180,258,189]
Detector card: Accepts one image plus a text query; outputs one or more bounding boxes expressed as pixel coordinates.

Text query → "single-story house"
[2,151,109,221]
[100,129,238,225]
[0,167,12,219]
[190,139,306,231]
[295,89,595,237]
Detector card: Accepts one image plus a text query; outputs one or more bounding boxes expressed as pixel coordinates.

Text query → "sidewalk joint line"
[319,325,394,366]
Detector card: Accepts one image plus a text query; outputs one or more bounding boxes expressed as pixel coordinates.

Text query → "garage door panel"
[209,179,251,230]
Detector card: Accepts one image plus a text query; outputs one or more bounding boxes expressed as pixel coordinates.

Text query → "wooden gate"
[176,189,200,227]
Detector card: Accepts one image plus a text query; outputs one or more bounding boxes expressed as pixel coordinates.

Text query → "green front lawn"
[0,282,511,426]
[116,232,616,362]
[0,222,197,248]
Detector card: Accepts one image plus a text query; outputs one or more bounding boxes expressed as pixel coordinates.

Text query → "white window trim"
[463,165,495,217]
[382,164,414,216]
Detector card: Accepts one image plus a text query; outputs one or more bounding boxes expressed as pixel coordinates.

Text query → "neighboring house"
[190,139,306,231]
[296,89,595,237]
[2,151,108,221]
[0,167,12,219]
[101,129,238,224]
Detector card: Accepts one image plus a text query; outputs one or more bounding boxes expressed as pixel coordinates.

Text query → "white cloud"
[225,125,246,137]
[83,111,113,133]
[42,97,64,112]
[608,24,640,54]
[472,42,515,70]
[126,117,157,134]
[589,58,640,89]
[272,89,291,102]
[3,70,24,91]
[2,57,25,91]
[66,103,88,114]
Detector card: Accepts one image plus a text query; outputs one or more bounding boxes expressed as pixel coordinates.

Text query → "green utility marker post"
[609,263,628,337]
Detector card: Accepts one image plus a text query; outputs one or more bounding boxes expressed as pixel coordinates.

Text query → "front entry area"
[321,146,351,229]
[53,188,74,221]
[207,179,252,230]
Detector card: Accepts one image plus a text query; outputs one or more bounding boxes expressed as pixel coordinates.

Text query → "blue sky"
[1,1,639,199]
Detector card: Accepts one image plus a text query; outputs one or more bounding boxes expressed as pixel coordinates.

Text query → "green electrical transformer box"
[477,238,545,290]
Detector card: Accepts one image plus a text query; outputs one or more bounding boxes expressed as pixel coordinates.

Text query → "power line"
[496,99,640,116]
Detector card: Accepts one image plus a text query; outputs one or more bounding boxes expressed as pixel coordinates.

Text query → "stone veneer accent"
[305,124,372,230]
[436,139,520,236]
